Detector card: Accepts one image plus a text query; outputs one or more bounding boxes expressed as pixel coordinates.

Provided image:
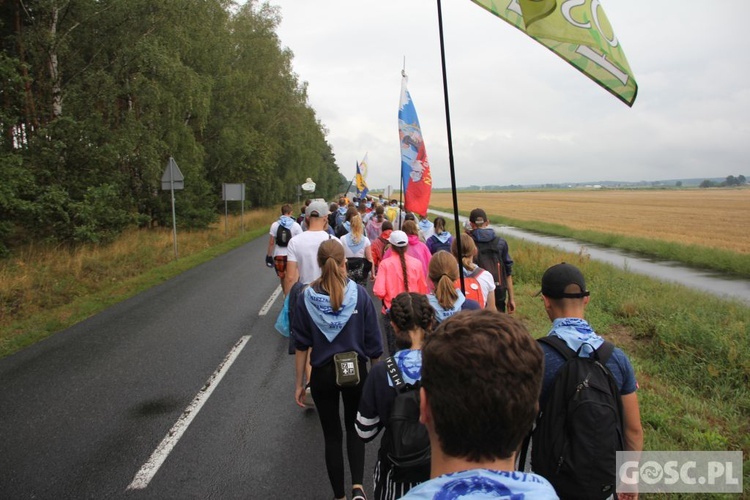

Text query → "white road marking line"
[258,285,282,316]
[127,335,252,490]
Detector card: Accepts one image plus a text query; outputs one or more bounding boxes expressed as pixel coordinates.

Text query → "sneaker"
[352,486,366,500]
[303,384,315,408]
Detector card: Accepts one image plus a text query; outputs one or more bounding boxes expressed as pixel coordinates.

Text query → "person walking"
[266,204,303,289]
[340,214,374,285]
[356,292,434,500]
[425,251,481,325]
[398,310,558,499]
[371,220,393,279]
[466,208,516,313]
[292,239,384,500]
[425,217,452,255]
[373,231,428,355]
[382,220,431,282]
[451,235,496,310]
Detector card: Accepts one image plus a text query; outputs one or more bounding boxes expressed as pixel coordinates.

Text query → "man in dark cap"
[467,208,515,313]
[532,262,643,499]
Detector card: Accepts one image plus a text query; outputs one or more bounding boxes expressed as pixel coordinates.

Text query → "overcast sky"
[267,0,750,189]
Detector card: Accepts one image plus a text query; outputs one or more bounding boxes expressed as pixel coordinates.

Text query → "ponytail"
[315,239,348,310]
[429,251,460,309]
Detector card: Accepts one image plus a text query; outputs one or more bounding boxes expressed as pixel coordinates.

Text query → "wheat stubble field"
[431,189,750,254]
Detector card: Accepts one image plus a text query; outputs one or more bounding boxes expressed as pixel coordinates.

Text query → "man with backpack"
[529,263,643,500]
[467,208,516,313]
[400,310,558,499]
[266,204,303,288]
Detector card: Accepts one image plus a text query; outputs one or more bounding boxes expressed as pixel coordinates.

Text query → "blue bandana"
[279,215,295,228]
[418,219,434,232]
[434,231,452,243]
[344,232,366,254]
[427,290,466,323]
[343,220,351,233]
[338,206,348,216]
[303,280,359,342]
[548,317,604,357]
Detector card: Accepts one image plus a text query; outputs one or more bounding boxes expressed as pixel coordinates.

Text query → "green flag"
[471,0,637,106]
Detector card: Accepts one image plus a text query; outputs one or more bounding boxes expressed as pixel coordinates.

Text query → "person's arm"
[617,392,643,500]
[294,349,309,408]
[284,261,299,295]
[365,246,375,280]
[485,290,497,311]
[621,392,644,452]
[266,235,275,268]
[505,275,516,314]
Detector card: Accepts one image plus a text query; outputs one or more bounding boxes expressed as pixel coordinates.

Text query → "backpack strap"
[385,356,405,390]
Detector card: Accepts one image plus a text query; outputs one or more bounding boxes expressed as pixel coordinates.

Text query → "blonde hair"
[315,239,348,310]
[349,214,364,244]
[451,234,477,271]
[429,251,459,309]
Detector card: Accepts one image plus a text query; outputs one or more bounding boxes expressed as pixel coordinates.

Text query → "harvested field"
[430,189,750,254]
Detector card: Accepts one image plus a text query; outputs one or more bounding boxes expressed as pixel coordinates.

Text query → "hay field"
[430,189,750,254]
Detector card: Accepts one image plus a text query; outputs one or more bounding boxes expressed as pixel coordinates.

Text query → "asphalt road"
[0,235,380,499]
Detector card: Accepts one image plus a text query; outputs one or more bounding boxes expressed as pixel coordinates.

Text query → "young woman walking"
[356,292,434,500]
[340,214,374,285]
[451,234,497,310]
[292,239,384,500]
[373,231,428,355]
[426,251,481,324]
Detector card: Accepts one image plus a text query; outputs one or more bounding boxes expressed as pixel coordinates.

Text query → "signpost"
[222,183,246,234]
[161,157,184,259]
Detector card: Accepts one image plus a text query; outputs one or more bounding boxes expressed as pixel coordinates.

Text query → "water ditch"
[428,209,750,305]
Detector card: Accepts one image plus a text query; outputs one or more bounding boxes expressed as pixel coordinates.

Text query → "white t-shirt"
[269,220,303,257]
[286,230,341,284]
[339,232,371,258]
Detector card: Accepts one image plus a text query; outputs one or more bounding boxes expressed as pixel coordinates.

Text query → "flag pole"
[435,0,465,293]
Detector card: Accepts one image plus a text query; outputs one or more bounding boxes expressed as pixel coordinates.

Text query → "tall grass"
[0,208,277,357]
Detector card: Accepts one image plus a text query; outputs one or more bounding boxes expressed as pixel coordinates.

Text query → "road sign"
[161,157,184,191]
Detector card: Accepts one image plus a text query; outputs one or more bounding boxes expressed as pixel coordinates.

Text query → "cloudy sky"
[267,0,750,189]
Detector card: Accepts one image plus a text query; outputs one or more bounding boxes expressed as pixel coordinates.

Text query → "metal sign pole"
[170,158,178,259]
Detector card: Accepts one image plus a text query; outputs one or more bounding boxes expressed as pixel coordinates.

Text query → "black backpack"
[383,356,431,483]
[473,235,507,301]
[275,223,292,247]
[530,336,624,500]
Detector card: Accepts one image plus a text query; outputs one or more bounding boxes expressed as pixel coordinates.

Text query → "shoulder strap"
[385,356,405,390]
[594,340,616,364]
[537,335,575,361]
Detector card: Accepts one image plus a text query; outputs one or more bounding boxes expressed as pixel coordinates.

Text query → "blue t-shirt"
[400,468,558,499]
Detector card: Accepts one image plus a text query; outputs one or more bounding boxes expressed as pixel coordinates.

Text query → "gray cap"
[306,200,330,218]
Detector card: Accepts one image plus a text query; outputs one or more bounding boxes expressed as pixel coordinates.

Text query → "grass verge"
[0,210,276,359]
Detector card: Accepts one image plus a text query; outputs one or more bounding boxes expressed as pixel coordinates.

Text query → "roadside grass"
[508,237,750,497]
[0,209,277,359]
[433,205,750,278]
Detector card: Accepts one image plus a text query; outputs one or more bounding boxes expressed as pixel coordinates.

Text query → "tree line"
[699,175,747,188]
[0,0,345,256]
